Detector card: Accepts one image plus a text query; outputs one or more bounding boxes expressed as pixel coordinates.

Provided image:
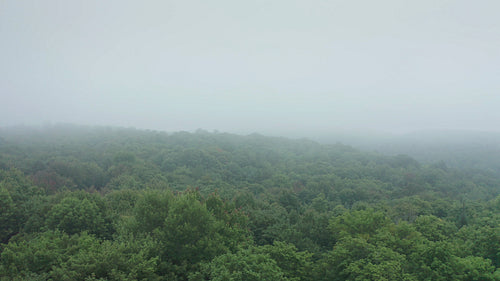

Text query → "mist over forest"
[1,124,500,280]
[1,0,500,280]
[1,0,500,134]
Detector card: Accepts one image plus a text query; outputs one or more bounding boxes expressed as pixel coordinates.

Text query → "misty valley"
[2,0,499,279]
[1,125,500,280]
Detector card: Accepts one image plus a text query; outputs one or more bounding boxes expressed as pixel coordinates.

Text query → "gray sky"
[1,0,499,136]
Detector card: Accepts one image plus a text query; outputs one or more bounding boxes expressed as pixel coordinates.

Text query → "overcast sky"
[1,0,499,136]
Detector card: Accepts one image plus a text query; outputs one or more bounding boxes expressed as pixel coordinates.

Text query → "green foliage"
[190,246,288,281]
[45,192,113,238]
[2,126,500,280]
[128,190,173,234]
[156,191,249,278]
[414,215,457,241]
[0,168,43,243]
[454,256,498,281]
[257,241,313,281]
[329,208,390,241]
[0,231,159,280]
[113,189,251,279]
[0,187,16,243]
[104,189,140,216]
[317,236,415,281]
[293,209,333,252]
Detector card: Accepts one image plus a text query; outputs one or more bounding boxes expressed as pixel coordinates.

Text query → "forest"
[1,125,499,280]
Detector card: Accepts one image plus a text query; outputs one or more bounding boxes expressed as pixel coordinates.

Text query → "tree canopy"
[1,125,499,280]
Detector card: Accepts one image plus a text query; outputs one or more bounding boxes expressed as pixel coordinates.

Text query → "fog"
[1,0,499,137]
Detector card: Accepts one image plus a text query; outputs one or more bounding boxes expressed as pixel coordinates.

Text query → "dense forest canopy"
[1,125,499,280]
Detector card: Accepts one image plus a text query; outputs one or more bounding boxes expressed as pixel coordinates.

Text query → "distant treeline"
[322,130,500,175]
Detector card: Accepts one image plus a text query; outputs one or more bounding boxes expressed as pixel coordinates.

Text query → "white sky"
[1,0,499,135]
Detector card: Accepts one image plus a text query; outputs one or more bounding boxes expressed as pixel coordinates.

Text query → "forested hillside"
[323,130,500,175]
[1,125,499,280]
